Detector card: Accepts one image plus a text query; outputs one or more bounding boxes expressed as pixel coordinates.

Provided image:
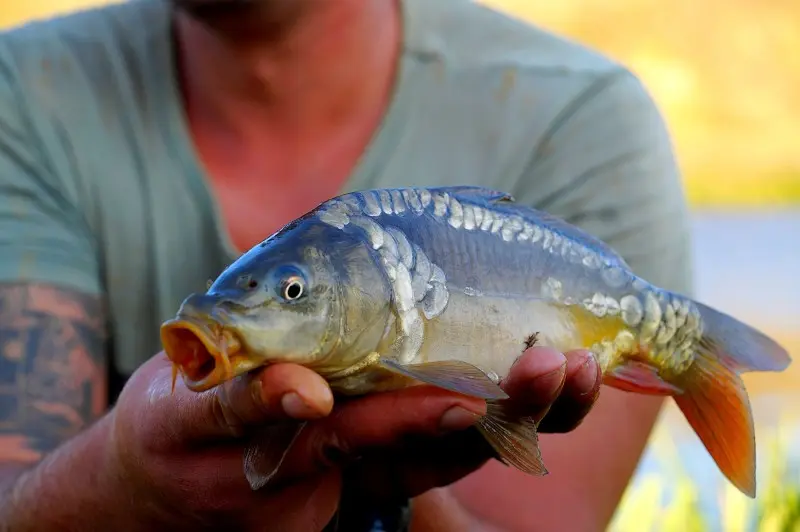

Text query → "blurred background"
[3,1,798,530]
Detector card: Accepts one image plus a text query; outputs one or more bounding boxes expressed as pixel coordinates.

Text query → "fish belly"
[418,292,588,381]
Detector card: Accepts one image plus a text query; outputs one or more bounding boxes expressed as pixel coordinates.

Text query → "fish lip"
[160,316,248,392]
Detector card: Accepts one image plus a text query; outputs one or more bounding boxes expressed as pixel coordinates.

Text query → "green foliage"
[611,419,800,532]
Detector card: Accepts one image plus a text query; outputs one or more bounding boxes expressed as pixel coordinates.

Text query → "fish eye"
[280,276,305,301]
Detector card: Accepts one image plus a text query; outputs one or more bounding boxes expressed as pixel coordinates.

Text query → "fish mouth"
[160,317,255,392]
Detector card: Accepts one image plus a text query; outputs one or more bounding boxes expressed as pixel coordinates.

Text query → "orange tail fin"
[603,299,791,498]
[672,349,756,496]
[673,301,791,498]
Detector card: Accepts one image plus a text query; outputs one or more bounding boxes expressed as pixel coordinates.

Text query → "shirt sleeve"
[0,43,102,296]
[514,68,694,295]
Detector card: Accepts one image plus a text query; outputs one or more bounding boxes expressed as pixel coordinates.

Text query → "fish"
[160,185,792,497]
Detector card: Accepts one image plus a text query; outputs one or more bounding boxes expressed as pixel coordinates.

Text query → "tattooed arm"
[0,32,137,527]
[0,283,118,523]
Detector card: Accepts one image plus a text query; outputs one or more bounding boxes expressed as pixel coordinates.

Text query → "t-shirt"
[0,0,693,528]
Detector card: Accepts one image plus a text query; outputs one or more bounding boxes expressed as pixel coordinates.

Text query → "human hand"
[105,345,600,531]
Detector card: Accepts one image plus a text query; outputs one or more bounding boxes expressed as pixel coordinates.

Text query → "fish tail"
[603,299,791,497]
[691,300,792,374]
[670,301,791,498]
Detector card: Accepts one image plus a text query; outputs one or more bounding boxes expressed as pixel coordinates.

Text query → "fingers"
[500,346,567,423]
[270,385,487,482]
[493,346,601,432]
[158,361,335,443]
[311,348,602,504]
[339,427,495,502]
[537,349,602,433]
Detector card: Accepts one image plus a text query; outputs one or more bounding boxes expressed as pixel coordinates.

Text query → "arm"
[0,283,119,527]
[0,282,108,474]
[0,37,119,526]
[414,69,693,531]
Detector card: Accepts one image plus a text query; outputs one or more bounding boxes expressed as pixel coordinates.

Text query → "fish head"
[161,215,393,392]
[161,216,349,391]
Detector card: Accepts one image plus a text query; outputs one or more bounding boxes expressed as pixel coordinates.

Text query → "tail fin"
[672,301,792,498]
[692,301,791,373]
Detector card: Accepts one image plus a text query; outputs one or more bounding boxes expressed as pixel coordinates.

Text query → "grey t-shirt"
[0,0,692,385]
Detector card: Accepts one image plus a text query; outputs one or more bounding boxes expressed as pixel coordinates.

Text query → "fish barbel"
[160,186,791,496]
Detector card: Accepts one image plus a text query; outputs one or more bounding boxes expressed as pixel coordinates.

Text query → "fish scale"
[326,187,654,369]
[161,185,792,499]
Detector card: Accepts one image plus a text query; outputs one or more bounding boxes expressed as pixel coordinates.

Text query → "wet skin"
[102,344,600,530]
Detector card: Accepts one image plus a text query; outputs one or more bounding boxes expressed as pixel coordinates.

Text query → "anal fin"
[476,401,547,476]
[379,359,508,400]
[604,360,683,396]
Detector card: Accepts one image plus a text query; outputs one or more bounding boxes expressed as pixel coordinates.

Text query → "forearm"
[0,282,121,528]
[0,414,126,531]
[411,487,506,532]
[0,464,28,497]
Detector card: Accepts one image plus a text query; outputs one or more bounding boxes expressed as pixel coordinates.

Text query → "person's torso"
[0,0,629,391]
[0,2,692,530]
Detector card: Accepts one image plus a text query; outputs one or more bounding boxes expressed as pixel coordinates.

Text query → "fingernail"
[531,348,567,378]
[296,379,334,413]
[281,392,315,418]
[573,354,600,396]
[439,406,482,433]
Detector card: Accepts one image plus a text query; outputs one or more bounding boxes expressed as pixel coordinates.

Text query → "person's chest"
[42,29,585,380]
[190,113,387,254]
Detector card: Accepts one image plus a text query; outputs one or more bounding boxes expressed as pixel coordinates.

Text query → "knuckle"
[314,430,359,471]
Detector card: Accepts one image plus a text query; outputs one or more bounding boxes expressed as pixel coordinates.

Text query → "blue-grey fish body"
[161,186,791,498]
[314,187,644,392]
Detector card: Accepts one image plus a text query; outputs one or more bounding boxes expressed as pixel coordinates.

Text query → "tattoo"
[0,283,108,464]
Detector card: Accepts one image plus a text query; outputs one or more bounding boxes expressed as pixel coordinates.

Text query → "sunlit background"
[3,1,798,530]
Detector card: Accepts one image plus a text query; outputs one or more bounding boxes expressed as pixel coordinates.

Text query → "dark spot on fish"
[236,274,258,290]
[524,332,540,350]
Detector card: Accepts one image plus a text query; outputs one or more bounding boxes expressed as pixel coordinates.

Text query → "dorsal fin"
[427,186,515,204]
[438,186,628,266]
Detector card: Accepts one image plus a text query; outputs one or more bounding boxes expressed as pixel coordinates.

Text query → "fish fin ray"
[665,296,792,497]
[427,186,515,204]
[242,421,306,491]
[694,299,791,373]
[379,359,509,400]
[604,361,682,395]
[673,346,756,497]
[476,401,547,476]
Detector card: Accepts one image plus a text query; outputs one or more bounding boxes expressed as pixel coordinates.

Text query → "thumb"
[189,363,336,442]
[138,354,335,445]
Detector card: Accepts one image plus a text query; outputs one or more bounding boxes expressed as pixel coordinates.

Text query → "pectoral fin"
[242,421,307,491]
[378,359,545,477]
[476,401,547,476]
[379,359,509,400]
